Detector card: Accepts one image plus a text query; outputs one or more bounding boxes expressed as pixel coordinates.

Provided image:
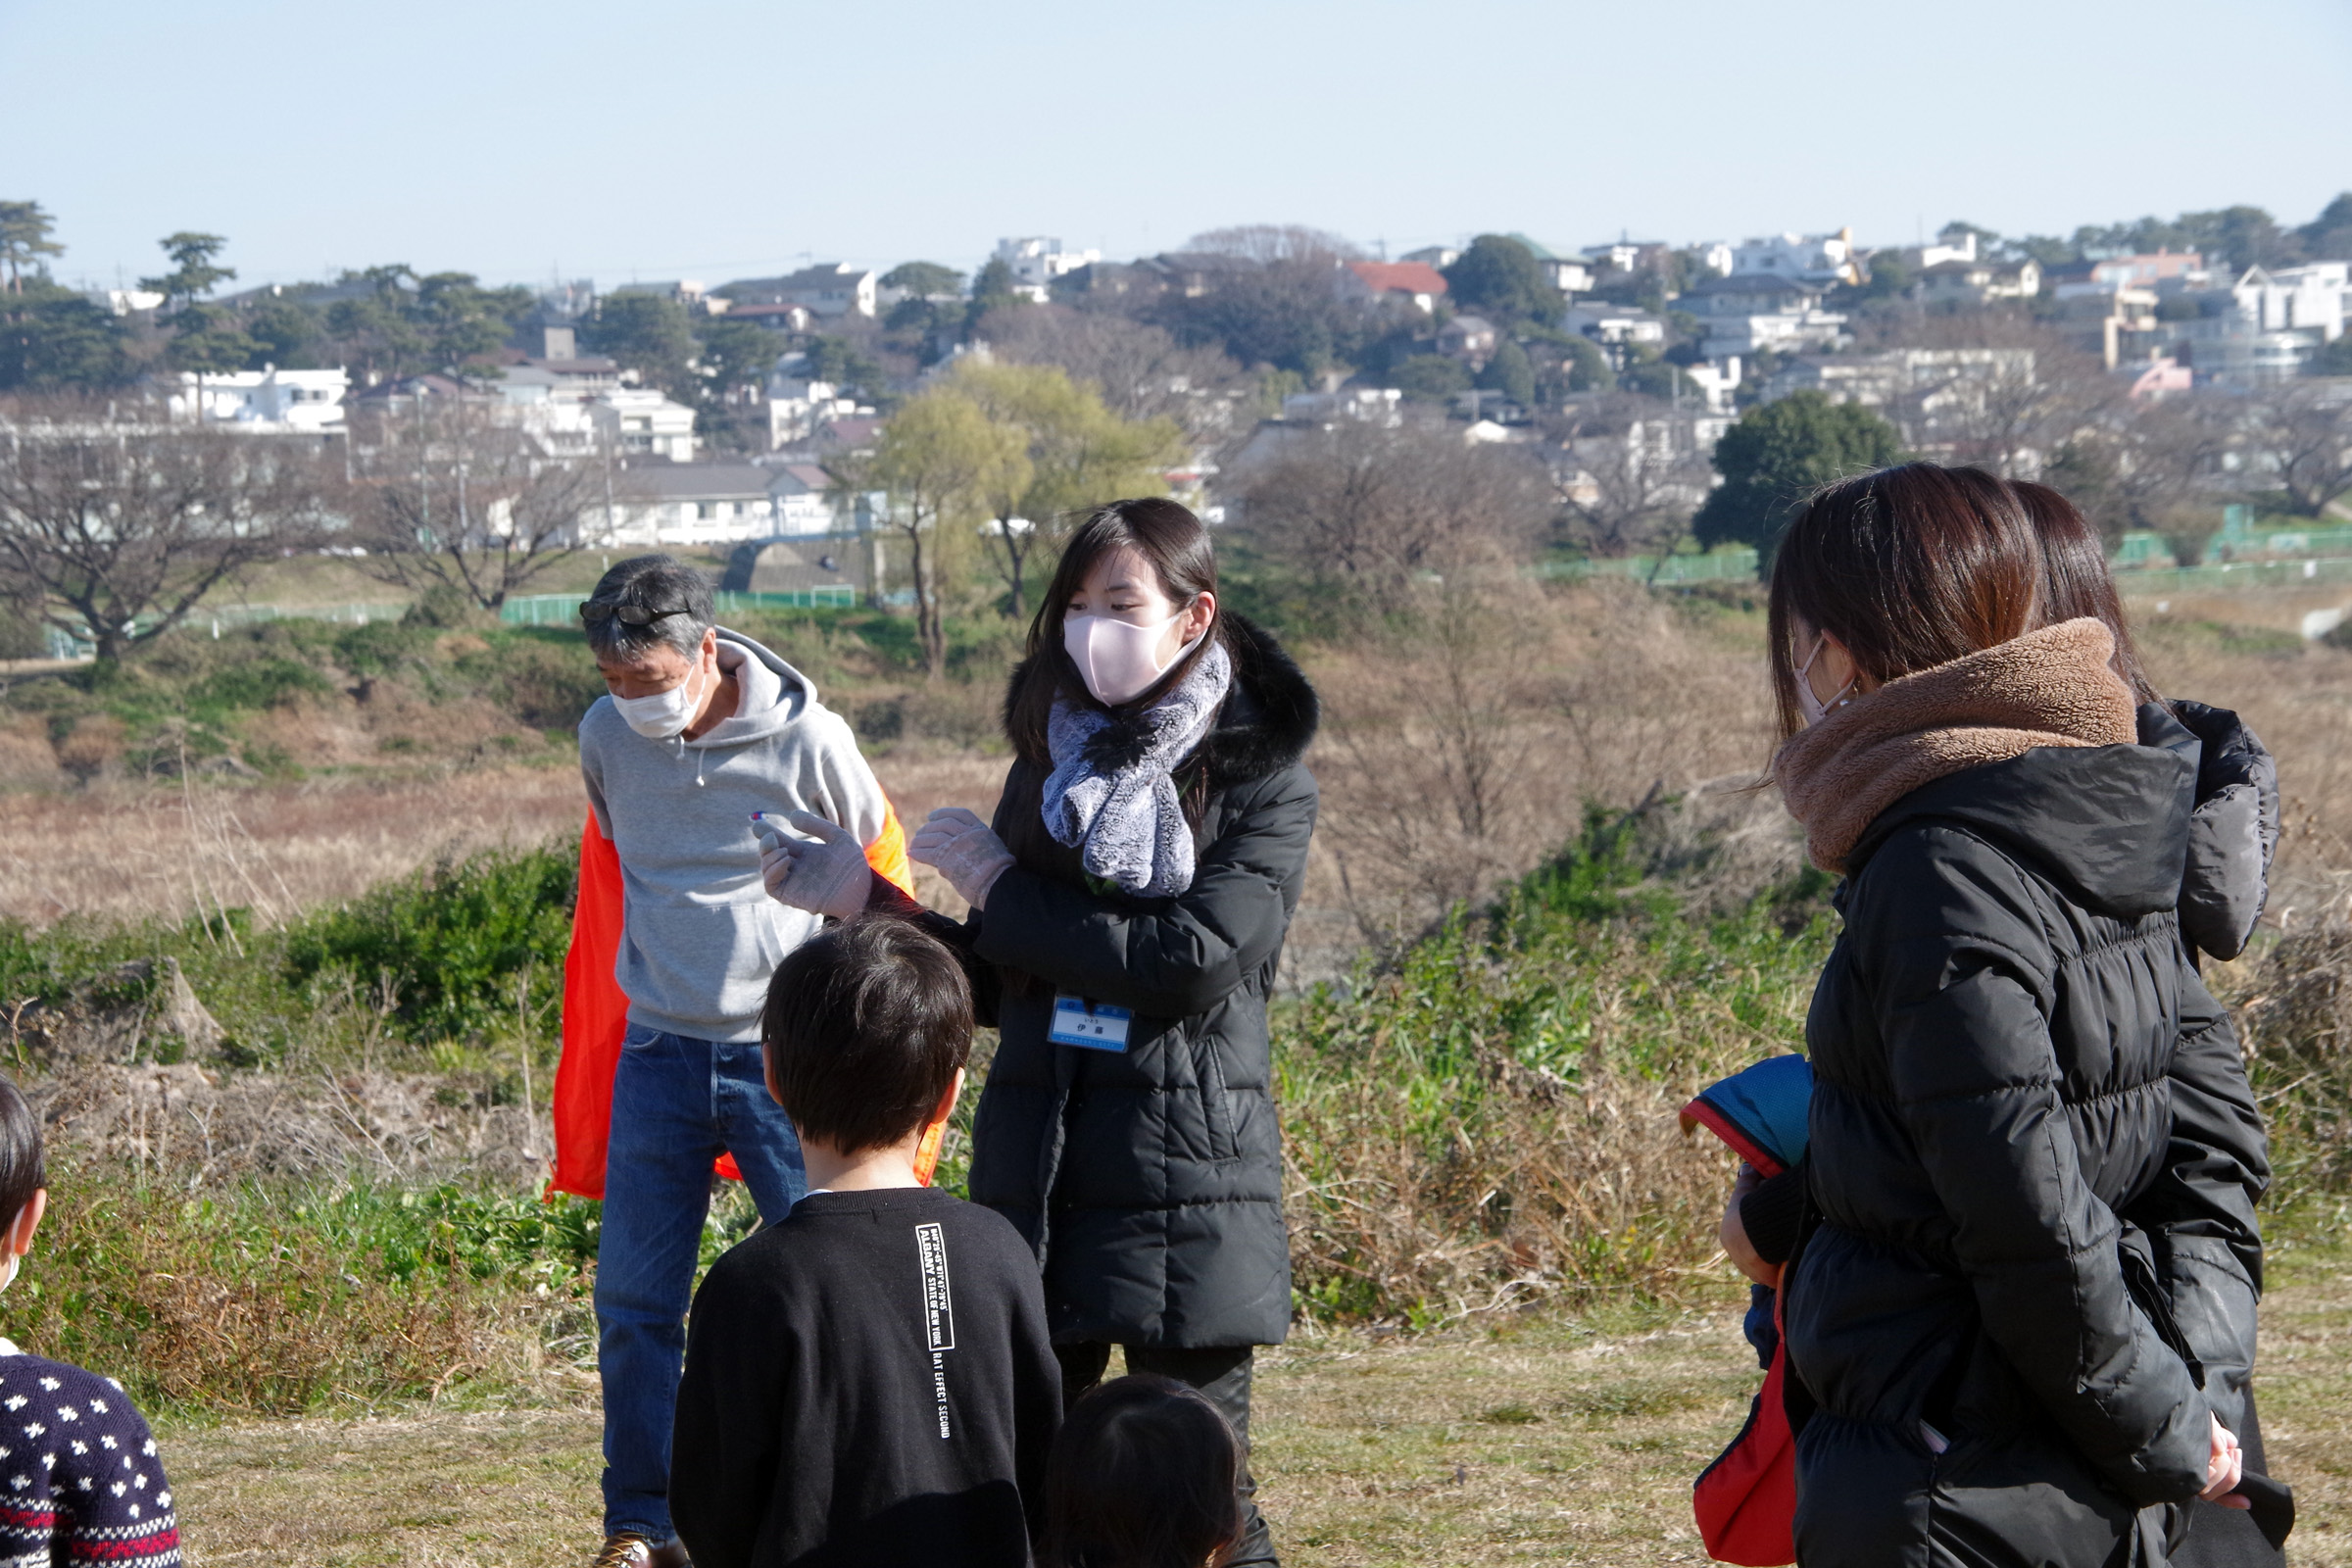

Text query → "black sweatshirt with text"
[671,1186,1062,1568]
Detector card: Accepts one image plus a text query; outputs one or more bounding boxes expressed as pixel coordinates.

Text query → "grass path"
[161,1238,2352,1566]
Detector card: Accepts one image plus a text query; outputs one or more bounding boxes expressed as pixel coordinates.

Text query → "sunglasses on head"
[579,601,688,627]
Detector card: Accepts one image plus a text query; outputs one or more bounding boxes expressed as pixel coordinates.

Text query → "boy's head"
[0,1075,46,1279]
[1044,1374,1242,1568]
[762,917,972,1154]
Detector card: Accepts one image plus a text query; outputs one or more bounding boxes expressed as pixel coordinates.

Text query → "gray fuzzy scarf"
[1043,639,1234,898]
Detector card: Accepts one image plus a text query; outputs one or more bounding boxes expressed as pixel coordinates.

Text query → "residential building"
[1339,261,1448,313]
[1730,229,1862,286]
[995,236,1102,303]
[1560,303,1668,349]
[720,265,877,318]
[765,371,864,449]
[1399,245,1459,269]
[1581,240,1672,275]
[590,388,698,462]
[724,302,815,334]
[1437,314,1498,367]
[1913,256,2042,306]
[2122,358,2194,400]
[1692,242,1736,278]
[2068,283,2164,368]
[765,463,841,537]
[2231,262,2349,340]
[1911,223,1984,270]
[1142,252,1262,298]
[165,367,350,433]
[1760,348,2036,415]
[2089,251,2205,289]
[1279,388,1402,426]
[1504,235,1592,294]
[580,462,776,548]
[2145,264,2350,384]
[1679,273,1847,358]
[91,287,165,315]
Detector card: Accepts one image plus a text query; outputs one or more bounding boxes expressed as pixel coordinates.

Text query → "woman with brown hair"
[760,498,1316,1566]
[2015,478,2282,1568]
[1759,463,2253,1565]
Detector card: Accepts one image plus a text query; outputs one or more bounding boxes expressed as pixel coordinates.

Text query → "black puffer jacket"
[1788,721,2230,1567]
[2137,702,2278,1568]
[962,616,1318,1349]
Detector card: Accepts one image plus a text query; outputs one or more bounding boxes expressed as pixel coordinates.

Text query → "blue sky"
[5,0,2347,291]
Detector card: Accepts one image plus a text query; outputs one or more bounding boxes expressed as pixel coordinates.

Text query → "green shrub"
[0,1168,603,1415]
[282,843,576,1042]
[1275,809,1835,1325]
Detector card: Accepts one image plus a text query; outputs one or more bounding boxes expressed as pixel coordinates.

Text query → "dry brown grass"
[2130,595,2352,916]
[1297,578,1775,966]
[0,766,590,930]
[0,754,1012,933]
[153,1234,2352,1566]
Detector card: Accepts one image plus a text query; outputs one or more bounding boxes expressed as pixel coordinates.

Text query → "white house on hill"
[167,367,350,433]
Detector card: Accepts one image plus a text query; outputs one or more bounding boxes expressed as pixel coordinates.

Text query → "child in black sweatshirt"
[670,917,1061,1568]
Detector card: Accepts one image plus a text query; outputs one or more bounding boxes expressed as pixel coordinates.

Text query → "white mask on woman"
[1793,635,1854,726]
[612,658,707,739]
[1064,610,1193,707]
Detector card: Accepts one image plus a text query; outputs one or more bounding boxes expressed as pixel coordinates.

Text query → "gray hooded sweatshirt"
[580,628,890,1042]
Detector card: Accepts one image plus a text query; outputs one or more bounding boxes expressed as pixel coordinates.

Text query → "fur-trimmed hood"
[1004,612,1319,788]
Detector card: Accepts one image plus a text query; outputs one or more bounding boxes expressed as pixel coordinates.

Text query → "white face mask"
[1793,635,1855,726]
[612,656,707,739]
[1064,608,1192,707]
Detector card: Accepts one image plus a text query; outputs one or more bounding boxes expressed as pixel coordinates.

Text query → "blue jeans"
[596,1023,807,1543]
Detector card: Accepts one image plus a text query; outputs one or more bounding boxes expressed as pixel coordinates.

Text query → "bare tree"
[1545,394,1712,558]
[0,403,331,662]
[2047,392,2236,562]
[1229,418,1551,612]
[1182,225,1362,265]
[980,306,1246,443]
[1856,316,2116,479]
[345,398,606,611]
[2246,380,2352,518]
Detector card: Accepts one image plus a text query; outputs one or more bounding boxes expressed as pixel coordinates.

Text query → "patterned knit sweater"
[0,1340,179,1567]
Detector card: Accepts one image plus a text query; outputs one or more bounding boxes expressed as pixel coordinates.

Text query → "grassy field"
[156,1224,2352,1567]
[6,580,2352,1562]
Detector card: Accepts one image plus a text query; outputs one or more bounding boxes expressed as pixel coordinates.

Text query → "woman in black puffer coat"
[882,499,1317,1568]
[2025,481,2279,1567]
[1764,465,2252,1567]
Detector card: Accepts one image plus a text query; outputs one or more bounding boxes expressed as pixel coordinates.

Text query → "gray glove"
[755,809,872,921]
[908,807,1016,909]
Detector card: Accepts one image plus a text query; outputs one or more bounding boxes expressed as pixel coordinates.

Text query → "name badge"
[1050,995,1132,1052]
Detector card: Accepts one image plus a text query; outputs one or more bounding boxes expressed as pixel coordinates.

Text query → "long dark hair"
[1004,498,1235,768]
[2011,479,2160,705]
[1043,1374,1242,1568]
[1767,463,2043,738]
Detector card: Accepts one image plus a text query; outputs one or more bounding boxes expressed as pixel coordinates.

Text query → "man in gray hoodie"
[575,555,895,1568]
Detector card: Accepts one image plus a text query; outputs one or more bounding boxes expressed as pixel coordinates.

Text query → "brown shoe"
[591,1535,691,1568]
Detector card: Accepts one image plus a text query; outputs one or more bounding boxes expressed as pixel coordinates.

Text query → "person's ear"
[1186,590,1217,643]
[701,627,719,665]
[928,1067,965,1133]
[6,1189,46,1260]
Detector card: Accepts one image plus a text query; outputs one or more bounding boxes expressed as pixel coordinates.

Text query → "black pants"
[1055,1342,1277,1567]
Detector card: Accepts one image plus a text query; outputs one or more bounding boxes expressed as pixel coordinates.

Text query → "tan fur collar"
[1775,617,2136,872]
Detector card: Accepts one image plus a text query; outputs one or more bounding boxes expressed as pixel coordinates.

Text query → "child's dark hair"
[1044,1374,1242,1568]
[0,1075,44,1232]
[761,917,972,1153]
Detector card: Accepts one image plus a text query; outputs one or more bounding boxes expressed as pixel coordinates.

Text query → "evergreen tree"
[1693,391,1904,564]
[1442,235,1558,328]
